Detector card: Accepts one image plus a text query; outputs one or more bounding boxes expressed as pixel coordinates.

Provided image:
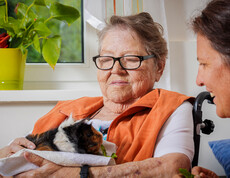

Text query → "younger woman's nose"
[196,72,204,86]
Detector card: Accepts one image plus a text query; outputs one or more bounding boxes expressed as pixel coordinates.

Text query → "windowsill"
[0,89,102,102]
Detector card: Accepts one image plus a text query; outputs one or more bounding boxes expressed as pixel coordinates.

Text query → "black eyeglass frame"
[92,54,156,70]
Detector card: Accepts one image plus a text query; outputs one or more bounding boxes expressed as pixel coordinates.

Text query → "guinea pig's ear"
[68,113,75,122]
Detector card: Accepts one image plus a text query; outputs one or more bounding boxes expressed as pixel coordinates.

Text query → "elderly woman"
[0,12,194,177]
[191,0,230,177]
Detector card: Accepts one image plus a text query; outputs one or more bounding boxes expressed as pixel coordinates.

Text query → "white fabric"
[0,140,116,177]
[90,101,194,162]
[153,101,194,162]
[84,0,170,90]
[85,10,105,31]
[90,119,112,132]
[89,119,112,140]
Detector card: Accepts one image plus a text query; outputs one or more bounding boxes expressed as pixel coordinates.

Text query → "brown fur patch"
[36,144,55,151]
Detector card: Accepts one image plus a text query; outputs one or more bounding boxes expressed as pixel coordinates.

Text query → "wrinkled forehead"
[98,26,141,51]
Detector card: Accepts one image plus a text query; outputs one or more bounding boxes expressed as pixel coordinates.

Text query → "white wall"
[0,102,56,141]
[0,0,229,176]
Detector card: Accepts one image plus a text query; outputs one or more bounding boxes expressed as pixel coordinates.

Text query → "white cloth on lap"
[0,140,116,177]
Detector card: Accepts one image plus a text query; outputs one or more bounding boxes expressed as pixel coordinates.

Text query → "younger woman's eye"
[199,63,206,67]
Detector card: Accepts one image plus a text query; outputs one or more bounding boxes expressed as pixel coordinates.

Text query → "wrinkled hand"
[0,137,35,158]
[191,166,218,178]
[15,152,80,178]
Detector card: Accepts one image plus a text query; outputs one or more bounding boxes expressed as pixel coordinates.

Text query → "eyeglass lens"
[96,56,141,69]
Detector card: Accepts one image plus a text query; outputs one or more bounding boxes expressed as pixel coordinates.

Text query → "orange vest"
[32,89,193,164]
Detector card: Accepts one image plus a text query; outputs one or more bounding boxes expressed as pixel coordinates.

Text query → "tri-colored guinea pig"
[26,116,103,154]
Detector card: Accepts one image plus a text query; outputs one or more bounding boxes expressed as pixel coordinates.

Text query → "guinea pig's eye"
[87,132,93,137]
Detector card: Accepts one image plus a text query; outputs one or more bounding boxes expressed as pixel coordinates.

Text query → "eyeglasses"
[92,54,156,70]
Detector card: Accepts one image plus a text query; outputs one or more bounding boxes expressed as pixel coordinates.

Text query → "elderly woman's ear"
[155,58,166,82]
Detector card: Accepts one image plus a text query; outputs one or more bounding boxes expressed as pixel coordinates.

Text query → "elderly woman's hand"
[0,137,35,158]
[14,152,80,178]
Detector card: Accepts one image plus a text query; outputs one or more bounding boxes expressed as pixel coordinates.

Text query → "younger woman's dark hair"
[192,0,230,66]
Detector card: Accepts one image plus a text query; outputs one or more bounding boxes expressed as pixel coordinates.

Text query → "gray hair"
[97,12,168,69]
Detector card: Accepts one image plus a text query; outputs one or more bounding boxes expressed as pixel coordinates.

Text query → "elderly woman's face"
[97,28,161,103]
[196,33,230,118]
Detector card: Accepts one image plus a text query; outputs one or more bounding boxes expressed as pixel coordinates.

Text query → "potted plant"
[0,0,80,90]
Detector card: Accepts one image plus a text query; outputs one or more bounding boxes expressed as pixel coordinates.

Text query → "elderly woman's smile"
[110,80,129,86]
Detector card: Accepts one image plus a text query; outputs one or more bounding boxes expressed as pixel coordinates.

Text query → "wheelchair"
[192,91,215,167]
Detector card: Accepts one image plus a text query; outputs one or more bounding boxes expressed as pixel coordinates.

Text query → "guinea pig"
[26,115,103,154]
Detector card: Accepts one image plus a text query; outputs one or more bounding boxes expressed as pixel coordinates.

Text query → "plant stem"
[21,1,35,28]
[24,41,33,49]
[4,0,8,23]
[25,20,35,32]
[24,36,44,49]
[44,16,53,24]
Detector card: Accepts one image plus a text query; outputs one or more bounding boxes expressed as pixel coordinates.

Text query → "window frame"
[23,0,100,90]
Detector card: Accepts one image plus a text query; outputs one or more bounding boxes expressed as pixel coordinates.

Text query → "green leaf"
[19,45,28,55]
[101,145,107,157]
[0,1,6,23]
[0,0,5,6]
[0,8,4,23]
[17,3,30,19]
[111,153,117,159]
[0,17,20,36]
[9,36,23,48]
[179,168,194,178]
[33,21,51,37]
[0,23,14,34]
[49,2,80,25]
[0,0,7,23]
[3,17,21,34]
[33,34,40,53]
[100,145,117,159]
[16,2,37,27]
[34,0,46,6]
[42,35,61,69]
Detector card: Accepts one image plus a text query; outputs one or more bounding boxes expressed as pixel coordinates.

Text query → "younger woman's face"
[196,33,230,118]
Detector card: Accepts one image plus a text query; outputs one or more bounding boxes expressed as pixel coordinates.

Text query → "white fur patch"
[54,130,76,152]
[53,114,81,152]
[59,113,75,128]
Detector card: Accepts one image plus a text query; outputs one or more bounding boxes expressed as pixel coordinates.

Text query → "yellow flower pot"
[0,48,27,90]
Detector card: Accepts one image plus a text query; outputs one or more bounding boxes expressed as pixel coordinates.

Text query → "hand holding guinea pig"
[0,137,36,159]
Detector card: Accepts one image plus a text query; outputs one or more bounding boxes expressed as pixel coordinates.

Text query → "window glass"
[7,0,83,63]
